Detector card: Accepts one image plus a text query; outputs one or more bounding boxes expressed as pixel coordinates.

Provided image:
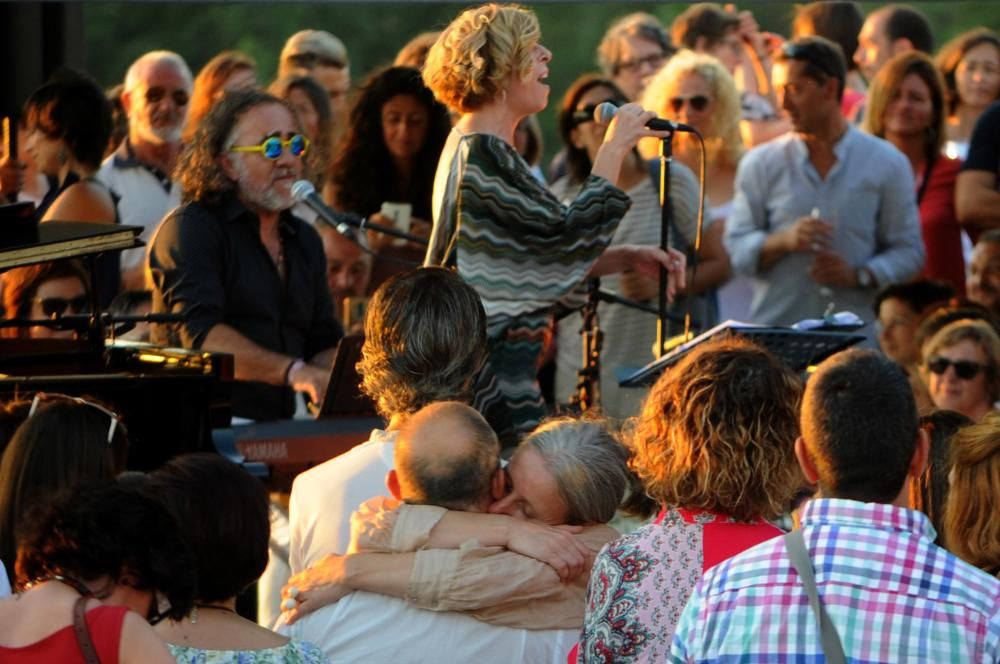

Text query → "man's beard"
[231,156,296,212]
[135,107,186,145]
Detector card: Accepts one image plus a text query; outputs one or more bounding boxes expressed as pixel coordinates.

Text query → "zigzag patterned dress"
[426,129,631,435]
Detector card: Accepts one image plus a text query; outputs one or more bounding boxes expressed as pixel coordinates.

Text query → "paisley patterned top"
[576,507,782,663]
[168,640,327,663]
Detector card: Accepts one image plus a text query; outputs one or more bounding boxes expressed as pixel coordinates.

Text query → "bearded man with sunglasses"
[98,51,193,291]
[149,89,342,421]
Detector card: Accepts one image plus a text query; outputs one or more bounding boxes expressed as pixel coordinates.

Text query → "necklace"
[190,603,238,624]
[23,574,93,597]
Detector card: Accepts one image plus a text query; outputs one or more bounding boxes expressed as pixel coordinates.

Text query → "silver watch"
[856,267,874,289]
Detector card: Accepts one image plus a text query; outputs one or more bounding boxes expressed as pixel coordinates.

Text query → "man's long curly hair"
[175,89,290,206]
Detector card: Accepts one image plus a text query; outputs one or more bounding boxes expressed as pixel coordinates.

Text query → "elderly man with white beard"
[148,89,342,420]
[98,51,193,290]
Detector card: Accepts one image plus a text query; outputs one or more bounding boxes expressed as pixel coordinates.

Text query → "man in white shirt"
[98,50,191,290]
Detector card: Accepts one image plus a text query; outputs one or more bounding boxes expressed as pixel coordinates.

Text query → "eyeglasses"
[146,590,172,626]
[616,53,665,75]
[230,134,309,160]
[144,87,190,107]
[669,95,711,113]
[571,99,627,127]
[29,392,125,444]
[926,357,987,380]
[781,42,836,79]
[33,295,89,319]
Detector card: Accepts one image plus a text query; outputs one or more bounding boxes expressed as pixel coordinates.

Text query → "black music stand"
[619,320,867,387]
[316,334,377,418]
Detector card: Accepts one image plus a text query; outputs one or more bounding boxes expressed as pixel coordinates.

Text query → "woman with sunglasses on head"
[863,52,966,294]
[922,319,1000,422]
[22,71,121,307]
[0,260,90,340]
[0,482,195,663]
[0,393,129,587]
[551,73,718,418]
[145,453,325,663]
[641,50,743,321]
[422,4,687,435]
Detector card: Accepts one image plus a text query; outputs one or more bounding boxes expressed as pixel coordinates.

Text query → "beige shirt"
[350,497,620,630]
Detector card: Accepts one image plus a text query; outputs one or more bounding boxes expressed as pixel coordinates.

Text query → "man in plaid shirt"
[669,349,1000,663]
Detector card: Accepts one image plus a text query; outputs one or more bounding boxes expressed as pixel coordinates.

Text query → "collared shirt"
[724,126,924,329]
[669,498,1000,663]
[288,429,398,573]
[97,139,182,272]
[148,194,342,420]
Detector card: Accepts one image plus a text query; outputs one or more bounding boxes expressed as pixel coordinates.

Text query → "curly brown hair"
[423,3,541,113]
[630,336,804,521]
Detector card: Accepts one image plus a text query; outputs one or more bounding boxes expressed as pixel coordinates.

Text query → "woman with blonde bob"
[943,411,1000,577]
[922,319,1000,422]
[420,3,687,435]
[641,50,747,321]
[578,336,804,662]
[864,52,965,292]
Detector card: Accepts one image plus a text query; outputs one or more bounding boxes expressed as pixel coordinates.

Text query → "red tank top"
[0,604,128,663]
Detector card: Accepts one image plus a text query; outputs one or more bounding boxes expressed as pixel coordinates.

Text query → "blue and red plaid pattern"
[669,498,1000,663]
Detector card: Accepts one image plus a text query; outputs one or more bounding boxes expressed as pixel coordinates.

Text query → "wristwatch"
[855,267,875,289]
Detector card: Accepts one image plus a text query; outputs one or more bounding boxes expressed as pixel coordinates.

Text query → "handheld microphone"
[290,180,359,240]
[594,102,699,134]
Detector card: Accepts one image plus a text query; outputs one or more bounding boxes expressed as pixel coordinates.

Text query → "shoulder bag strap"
[72,595,102,664]
[783,529,847,664]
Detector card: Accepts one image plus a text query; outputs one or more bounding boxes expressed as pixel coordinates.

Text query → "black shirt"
[149,194,343,420]
[962,100,1000,175]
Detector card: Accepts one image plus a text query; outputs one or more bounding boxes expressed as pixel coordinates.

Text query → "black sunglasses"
[927,357,987,380]
[34,295,89,318]
[669,95,710,113]
[145,86,190,107]
[571,98,627,127]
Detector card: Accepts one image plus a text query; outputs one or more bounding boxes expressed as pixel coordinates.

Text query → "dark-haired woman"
[0,394,129,586]
[0,483,195,663]
[148,453,325,663]
[328,65,451,289]
[183,50,258,143]
[270,75,334,195]
[23,72,120,305]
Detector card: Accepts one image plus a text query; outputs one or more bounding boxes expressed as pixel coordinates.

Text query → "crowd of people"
[0,1,999,663]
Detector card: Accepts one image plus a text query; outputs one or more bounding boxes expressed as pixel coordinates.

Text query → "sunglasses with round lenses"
[34,295,89,319]
[669,95,710,114]
[145,87,190,106]
[927,357,986,380]
[230,134,309,160]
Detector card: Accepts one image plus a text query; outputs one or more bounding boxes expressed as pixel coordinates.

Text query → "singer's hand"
[602,102,670,151]
[589,245,687,302]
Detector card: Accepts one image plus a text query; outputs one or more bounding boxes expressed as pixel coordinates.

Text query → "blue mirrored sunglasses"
[230,134,309,160]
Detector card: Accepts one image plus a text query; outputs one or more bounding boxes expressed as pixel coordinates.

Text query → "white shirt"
[277,591,577,664]
[288,429,397,573]
[97,143,181,273]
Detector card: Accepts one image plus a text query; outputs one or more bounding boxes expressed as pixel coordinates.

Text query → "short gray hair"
[124,51,193,92]
[522,418,630,525]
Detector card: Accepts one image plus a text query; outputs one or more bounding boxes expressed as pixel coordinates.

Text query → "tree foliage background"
[83,1,1000,163]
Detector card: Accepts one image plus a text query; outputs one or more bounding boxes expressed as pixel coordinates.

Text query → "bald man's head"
[392,401,500,511]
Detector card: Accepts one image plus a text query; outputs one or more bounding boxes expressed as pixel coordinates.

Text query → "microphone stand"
[322,213,429,247]
[656,131,677,358]
[569,279,603,414]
